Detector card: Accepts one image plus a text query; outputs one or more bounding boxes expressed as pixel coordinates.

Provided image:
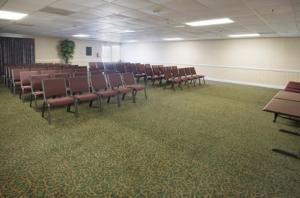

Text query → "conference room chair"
[11,68,30,94]
[184,67,198,86]
[19,71,39,100]
[42,78,77,124]
[107,73,133,102]
[135,64,147,83]
[69,76,101,113]
[190,67,205,85]
[164,68,182,90]
[178,68,190,87]
[122,73,147,102]
[30,74,50,109]
[90,73,120,108]
[145,65,161,85]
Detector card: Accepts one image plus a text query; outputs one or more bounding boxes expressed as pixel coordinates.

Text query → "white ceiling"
[0,0,299,43]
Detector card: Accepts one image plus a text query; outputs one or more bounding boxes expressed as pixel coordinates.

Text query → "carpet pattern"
[0,81,299,197]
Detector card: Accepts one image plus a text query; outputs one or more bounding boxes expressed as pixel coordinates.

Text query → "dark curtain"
[0,37,35,74]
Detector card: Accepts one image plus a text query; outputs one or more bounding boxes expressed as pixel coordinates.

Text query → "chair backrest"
[96,62,105,70]
[171,67,179,77]
[178,68,186,77]
[42,78,67,99]
[107,73,123,88]
[145,65,154,76]
[137,64,146,74]
[20,71,39,86]
[116,64,126,73]
[284,81,300,93]
[54,73,70,79]
[12,68,30,81]
[158,65,164,74]
[74,72,88,77]
[41,70,56,75]
[69,76,90,94]
[31,74,50,92]
[122,73,136,85]
[164,69,173,79]
[125,64,133,73]
[91,73,108,91]
[190,67,197,75]
[152,65,160,75]
[184,67,191,75]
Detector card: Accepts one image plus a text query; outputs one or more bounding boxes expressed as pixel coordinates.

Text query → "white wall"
[35,37,103,66]
[121,38,300,88]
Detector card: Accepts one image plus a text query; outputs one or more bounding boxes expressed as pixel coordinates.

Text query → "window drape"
[0,37,35,74]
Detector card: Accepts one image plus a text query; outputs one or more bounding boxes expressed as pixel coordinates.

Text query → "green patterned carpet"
[0,81,299,197]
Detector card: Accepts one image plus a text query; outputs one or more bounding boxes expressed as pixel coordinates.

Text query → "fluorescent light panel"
[185,18,234,27]
[0,10,27,20]
[163,37,184,41]
[228,33,260,38]
[72,34,89,38]
[120,30,136,33]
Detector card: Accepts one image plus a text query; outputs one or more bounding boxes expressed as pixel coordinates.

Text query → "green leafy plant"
[58,40,75,63]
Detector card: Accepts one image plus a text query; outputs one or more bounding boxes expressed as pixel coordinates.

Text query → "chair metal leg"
[30,94,33,107]
[34,96,38,110]
[47,105,51,124]
[42,102,46,117]
[122,93,126,100]
[203,78,206,84]
[74,101,79,118]
[132,90,136,103]
[19,89,22,99]
[99,96,103,111]
[107,96,111,104]
[97,96,101,112]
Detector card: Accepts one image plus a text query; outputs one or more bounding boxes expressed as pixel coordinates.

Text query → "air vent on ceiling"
[39,6,75,16]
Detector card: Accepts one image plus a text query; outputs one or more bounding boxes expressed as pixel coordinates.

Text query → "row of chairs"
[8,67,87,95]
[88,62,205,88]
[4,64,80,88]
[23,72,147,124]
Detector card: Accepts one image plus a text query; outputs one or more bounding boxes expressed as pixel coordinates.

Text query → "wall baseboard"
[206,77,283,90]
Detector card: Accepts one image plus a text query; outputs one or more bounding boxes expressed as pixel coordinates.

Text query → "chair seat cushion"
[74,93,98,101]
[21,85,31,90]
[47,96,74,107]
[96,89,118,97]
[192,74,205,78]
[33,91,44,96]
[127,84,145,91]
[117,87,131,94]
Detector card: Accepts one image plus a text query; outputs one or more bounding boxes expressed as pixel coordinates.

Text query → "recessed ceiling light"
[0,10,27,20]
[72,34,90,38]
[185,18,234,27]
[120,30,136,33]
[163,37,184,41]
[175,25,185,28]
[228,33,260,38]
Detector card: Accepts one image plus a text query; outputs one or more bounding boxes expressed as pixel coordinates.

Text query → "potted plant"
[58,39,75,63]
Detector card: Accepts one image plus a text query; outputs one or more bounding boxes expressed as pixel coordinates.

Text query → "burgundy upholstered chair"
[20,71,39,100]
[30,74,50,109]
[122,73,147,102]
[107,73,133,102]
[69,76,101,113]
[190,67,205,85]
[42,78,77,124]
[90,73,120,107]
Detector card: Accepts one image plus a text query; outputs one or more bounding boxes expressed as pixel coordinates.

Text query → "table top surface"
[263,98,300,117]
